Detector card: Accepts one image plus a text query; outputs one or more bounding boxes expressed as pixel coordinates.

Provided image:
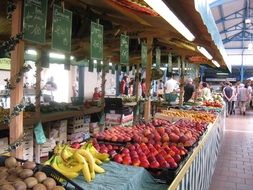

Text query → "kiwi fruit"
[0,184,15,190]
[23,161,36,170]
[0,171,8,180]
[4,157,17,168]
[32,183,47,190]
[0,167,8,173]
[52,186,65,190]
[34,172,47,183]
[19,169,33,179]
[42,177,56,190]
[6,175,19,182]
[24,177,38,189]
[13,181,27,190]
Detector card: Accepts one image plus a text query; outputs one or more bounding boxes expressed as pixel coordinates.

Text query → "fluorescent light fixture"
[212,60,220,67]
[49,52,65,59]
[248,43,253,50]
[26,49,37,56]
[245,18,251,24]
[172,67,191,71]
[93,60,97,64]
[217,72,228,76]
[109,62,112,66]
[197,46,213,60]
[70,56,74,60]
[101,61,103,65]
[144,0,195,41]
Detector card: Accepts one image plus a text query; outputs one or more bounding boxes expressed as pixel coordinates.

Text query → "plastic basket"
[40,165,84,190]
[71,97,84,106]
[165,93,178,103]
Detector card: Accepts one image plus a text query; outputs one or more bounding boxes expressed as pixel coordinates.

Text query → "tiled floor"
[210,109,253,190]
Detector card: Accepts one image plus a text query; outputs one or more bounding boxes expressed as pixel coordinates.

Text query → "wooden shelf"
[0,106,103,130]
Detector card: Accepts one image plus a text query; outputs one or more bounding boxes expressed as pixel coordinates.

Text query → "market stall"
[0,0,230,189]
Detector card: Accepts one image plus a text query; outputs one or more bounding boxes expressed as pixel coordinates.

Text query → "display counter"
[168,109,225,190]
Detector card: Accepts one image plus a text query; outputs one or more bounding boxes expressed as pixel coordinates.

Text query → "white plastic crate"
[0,137,8,154]
[68,116,84,126]
[68,124,85,134]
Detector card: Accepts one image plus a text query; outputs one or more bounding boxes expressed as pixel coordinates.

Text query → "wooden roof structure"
[0,0,228,70]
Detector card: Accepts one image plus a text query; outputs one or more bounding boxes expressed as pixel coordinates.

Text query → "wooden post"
[34,53,42,163]
[179,57,185,106]
[10,0,24,158]
[144,37,153,121]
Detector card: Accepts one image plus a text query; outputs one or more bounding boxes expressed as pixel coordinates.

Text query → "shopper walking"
[184,78,195,102]
[223,82,234,116]
[200,82,212,101]
[237,83,250,115]
[231,83,238,115]
[141,78,146,98]
[164,73,178,94]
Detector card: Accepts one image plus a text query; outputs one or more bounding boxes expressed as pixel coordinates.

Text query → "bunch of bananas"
[44,142,110,183]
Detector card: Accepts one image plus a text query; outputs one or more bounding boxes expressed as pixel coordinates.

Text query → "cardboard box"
[0,137,8,154]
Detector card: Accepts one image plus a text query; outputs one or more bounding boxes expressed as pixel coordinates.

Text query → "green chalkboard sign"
[156,48,161,68]
[141,43,147,68]
[90,22,103,60]
[120,34,129,65]
[52,5,72,52]
[89,60,94,72]
[23,0,48,44]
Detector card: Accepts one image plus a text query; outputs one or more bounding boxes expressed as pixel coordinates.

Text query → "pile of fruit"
[161,109,216,123]
[45,142,110,183]
[94,120,170,142]
[0,157,64,190]
[202,100,223,108]
[93,141,187,169]
[94,119,207,148]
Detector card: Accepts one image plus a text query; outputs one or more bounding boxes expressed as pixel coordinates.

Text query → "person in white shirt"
[164,73,178,94]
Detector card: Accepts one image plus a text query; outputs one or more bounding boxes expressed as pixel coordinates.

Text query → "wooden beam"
[179,56,185,106]
[10,0,24,159]
[144,37,153,121]
[105,0,151,26]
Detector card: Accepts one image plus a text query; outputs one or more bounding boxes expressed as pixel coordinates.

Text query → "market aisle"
[210,110,253,190]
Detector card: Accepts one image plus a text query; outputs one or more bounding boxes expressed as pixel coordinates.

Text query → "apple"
[122,156,132,165]
[150,161,160,168]
[128,144,136,151]
[108,150,117,157]
[122,148,130,154]
[100,147,108,154]
[114,154,123,163]
[170,161,178,168]
[160,161,170,168]
[169,133,180,143]
[162,134,170,142]
[107,144,113,150]
[140,160,150,168]
[173,154,181,163]
[132,158,141,166]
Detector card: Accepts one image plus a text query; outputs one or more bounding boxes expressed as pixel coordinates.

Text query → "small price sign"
[141,43,147,68]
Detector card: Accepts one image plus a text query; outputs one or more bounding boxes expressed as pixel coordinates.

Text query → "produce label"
[90,22,103,60]
[120,34,129,65]
[23,0,48,44]
[156,47,161,68]
[34,122,46,144]
[52,5,72,52]
[141,43,147,68]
